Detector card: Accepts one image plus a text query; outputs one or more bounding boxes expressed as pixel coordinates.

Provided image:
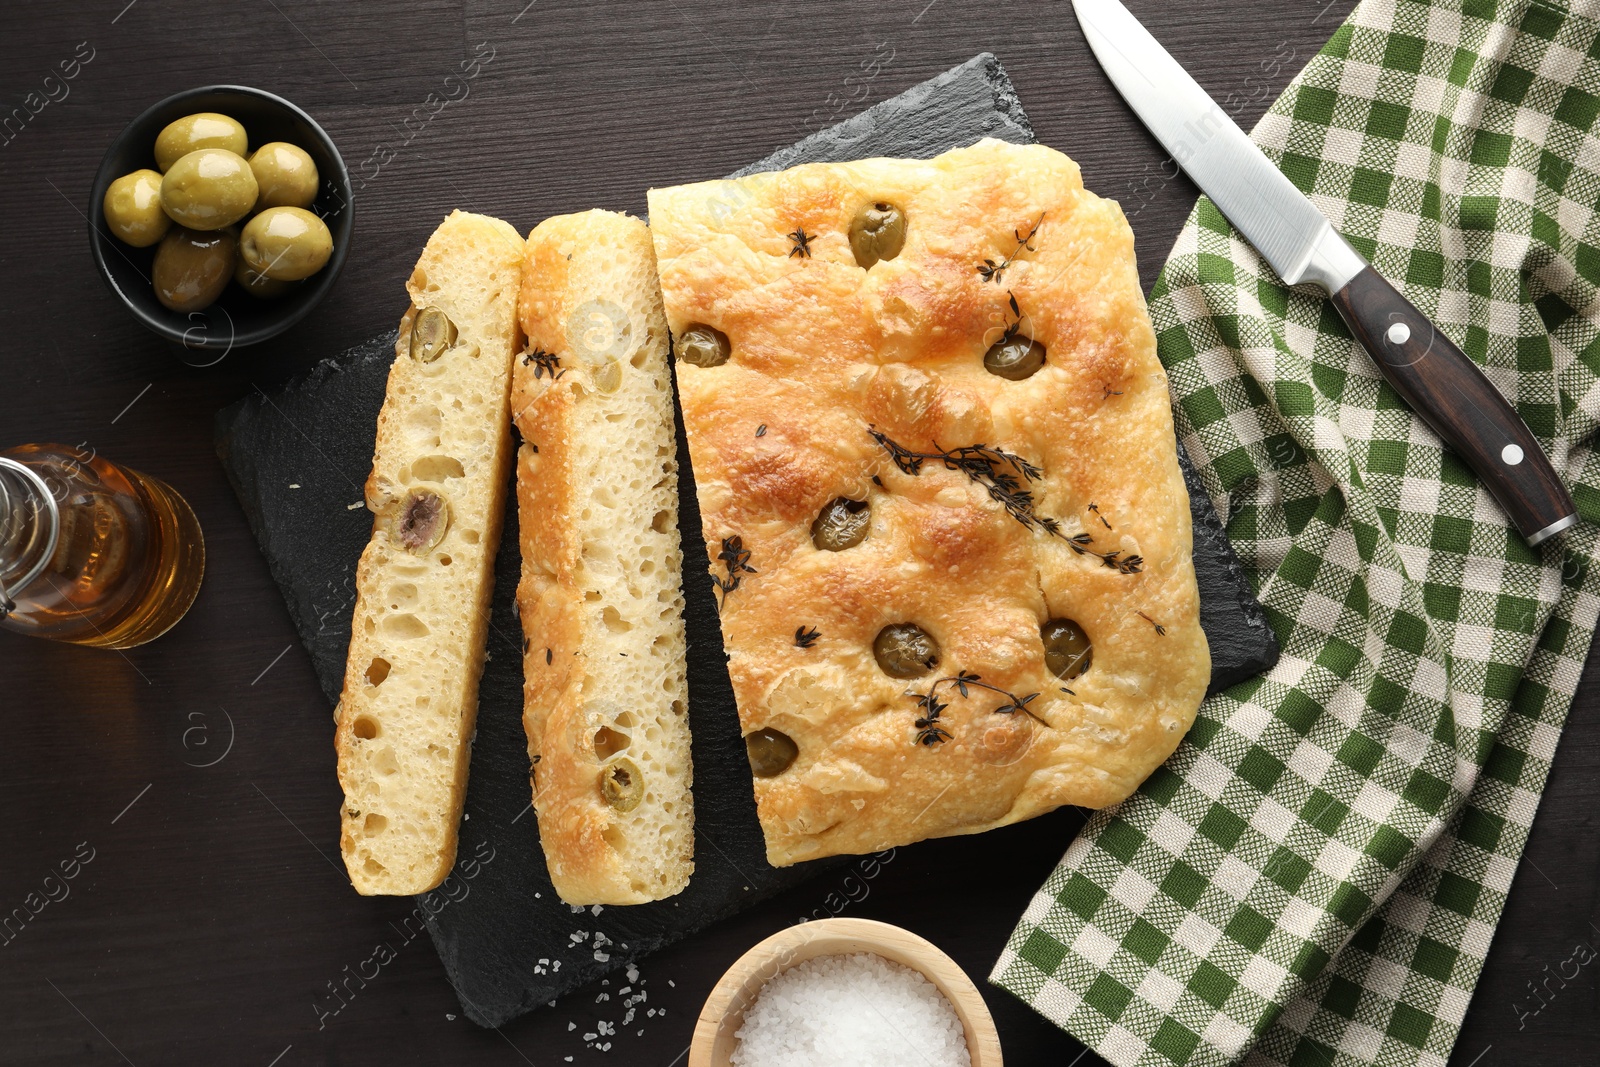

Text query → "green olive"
[234,256,299,299]
[600,757,645,812]
[745,728,799,778]
[152,226,236,312]
[848,201,907,269]
[160,149,258,230]
[154,112,248,172]
[984,335,1047,380]
[390,488,450,553]
[410,306,458,362]
[248,142,319,210]
[676,324,730,367]
[810,497,870,551]
[873,623,940,679]
[239,206,333,281]
[1043,618,1092,680]
[102,169,170,248]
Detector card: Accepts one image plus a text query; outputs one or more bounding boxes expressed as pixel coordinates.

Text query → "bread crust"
[647,139,1210,866]
[514,209,693,904]
[334,209,524,895]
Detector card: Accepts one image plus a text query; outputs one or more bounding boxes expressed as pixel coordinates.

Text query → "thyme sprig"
[1087,503,1111,529]
[711,535,757,606]
[1065,532,1144,574]
[978,213,1044,284]
[522,347,565,380]
[868,426,1061,537]
[908,670,1049,747]
[787,229,816,259]
[1138,611,1167,636]
[998,291,1027,348]
[795,626,820,649]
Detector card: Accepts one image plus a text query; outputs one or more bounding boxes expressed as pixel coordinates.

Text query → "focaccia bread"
[513,209,694,904]
[647,138,1210,866]
[335,209,524,894]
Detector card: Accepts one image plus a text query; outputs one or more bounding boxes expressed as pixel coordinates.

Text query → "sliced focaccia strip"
[513,209,693,904]
[335,209,524,894]
[647,138,1209,866]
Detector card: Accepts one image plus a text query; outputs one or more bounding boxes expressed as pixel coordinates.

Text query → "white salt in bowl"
[689,917,1003,1067]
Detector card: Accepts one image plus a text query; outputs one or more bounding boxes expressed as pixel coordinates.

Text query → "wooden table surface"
[2,3,1595,1065]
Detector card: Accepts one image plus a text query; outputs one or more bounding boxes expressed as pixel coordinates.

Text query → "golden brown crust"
[647,139,1210,866]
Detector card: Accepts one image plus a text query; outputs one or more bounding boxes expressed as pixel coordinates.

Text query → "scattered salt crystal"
[583,1032,597,1041]
[626,964,640,983]
[567,1022,576,1031]
[731,952,970,1067]
[667,980,675,988]
[445,1014,455,1021]
[591,904,604,916]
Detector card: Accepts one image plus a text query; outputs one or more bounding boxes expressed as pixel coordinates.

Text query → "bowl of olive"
[89,85,352,354]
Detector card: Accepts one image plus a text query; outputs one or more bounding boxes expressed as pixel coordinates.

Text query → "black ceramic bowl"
[89,85,352,356]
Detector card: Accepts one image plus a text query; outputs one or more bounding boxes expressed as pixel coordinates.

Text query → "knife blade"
[1072,0,1578,547]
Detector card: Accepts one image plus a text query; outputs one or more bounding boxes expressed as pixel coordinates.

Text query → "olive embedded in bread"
[810,497,870,551]
[391,488,450,553]
[240,206,333,281]
[1042,618,1092,679]
[409,306,457,362]
[984,335,1047,380]
[745,728,798,777]
[154,112,248,172]
[248,142,319,210]
[152,226,236,312]
[873,623,940,679]
[160,148,259,230]
[675,324,730,367]
[102,169,170,248]
[848,201,906,268]
[600,757,645,812]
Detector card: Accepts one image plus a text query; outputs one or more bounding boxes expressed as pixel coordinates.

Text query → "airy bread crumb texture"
[335,209,525,895]
[513,209,693,905]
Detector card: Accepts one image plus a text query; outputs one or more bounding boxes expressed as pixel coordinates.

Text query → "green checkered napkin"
[991,1,1600,1064]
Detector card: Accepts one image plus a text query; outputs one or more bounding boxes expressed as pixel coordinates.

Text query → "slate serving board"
[215,52,1277,1029]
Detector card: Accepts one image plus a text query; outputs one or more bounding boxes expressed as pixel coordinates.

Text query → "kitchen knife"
[1072,0,1578,547]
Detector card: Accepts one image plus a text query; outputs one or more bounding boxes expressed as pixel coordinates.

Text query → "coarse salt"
[731,952,970,1067]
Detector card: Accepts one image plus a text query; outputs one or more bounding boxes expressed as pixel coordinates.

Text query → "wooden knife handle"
[1329,267,1577,546]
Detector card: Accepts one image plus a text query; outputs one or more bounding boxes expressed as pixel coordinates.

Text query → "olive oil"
[0,443,204,648]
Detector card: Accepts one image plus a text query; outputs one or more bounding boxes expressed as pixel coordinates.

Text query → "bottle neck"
[0,457,60,610]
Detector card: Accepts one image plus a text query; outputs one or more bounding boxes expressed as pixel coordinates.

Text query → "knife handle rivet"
[1386,322,1411,345]
[1502,444,1525,466]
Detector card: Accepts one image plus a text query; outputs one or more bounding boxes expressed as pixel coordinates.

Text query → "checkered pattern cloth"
[991,1,1600,1064]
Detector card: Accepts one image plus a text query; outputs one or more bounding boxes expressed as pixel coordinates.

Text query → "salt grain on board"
[731,952,970,1067]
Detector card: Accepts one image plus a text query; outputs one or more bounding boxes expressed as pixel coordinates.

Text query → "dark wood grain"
[0,2,1592,1066]
[1331,266,1577,544]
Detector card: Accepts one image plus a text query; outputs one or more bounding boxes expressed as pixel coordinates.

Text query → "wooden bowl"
[690,917,1002,1067]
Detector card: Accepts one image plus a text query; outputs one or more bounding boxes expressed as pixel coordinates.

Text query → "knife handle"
[1329,267,1577,546]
